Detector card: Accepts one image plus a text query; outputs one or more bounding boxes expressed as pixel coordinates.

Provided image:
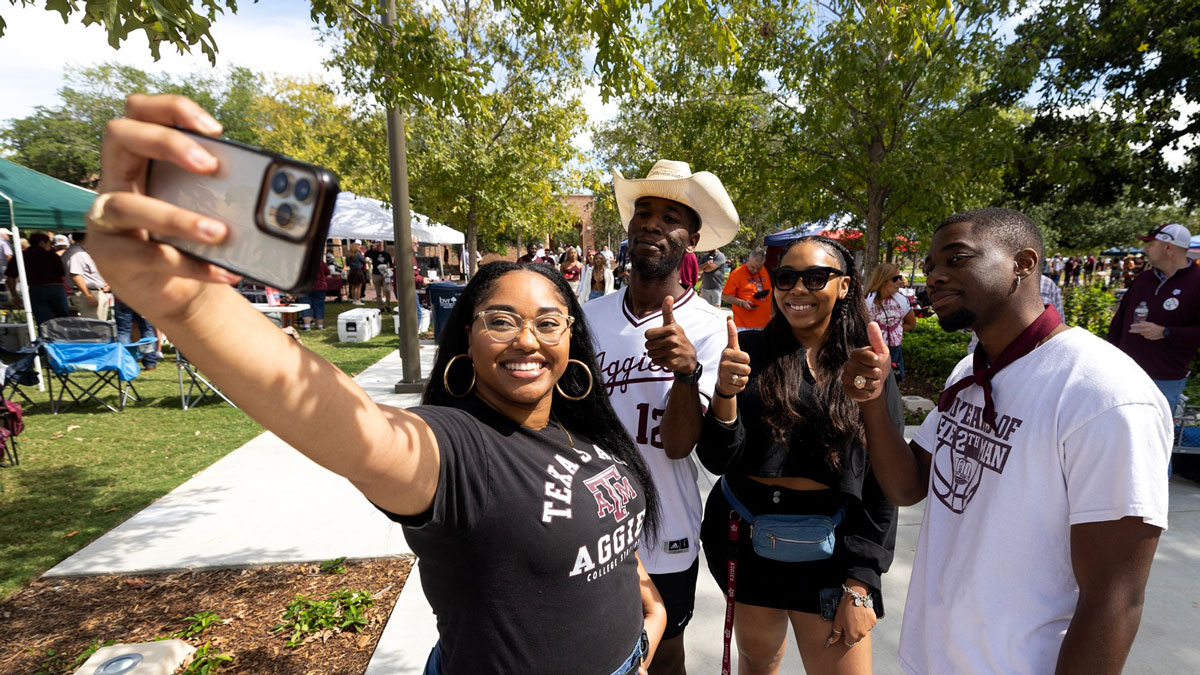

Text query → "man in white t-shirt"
[584,160,738,674]
[844,207,1170,675]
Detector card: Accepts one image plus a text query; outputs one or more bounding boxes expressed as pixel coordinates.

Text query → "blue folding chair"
[39,318,152,414]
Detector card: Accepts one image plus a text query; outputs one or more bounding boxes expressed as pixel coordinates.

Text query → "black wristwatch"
[673,362,703,385]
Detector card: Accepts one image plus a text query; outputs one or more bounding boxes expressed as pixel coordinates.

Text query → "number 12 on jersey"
[635,403,665,449]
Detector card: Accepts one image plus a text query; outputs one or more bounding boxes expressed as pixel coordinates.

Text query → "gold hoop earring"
[555,359,594,401]
[443,353,476,398]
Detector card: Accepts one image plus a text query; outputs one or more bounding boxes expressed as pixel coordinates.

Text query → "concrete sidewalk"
[46,347,1200,673]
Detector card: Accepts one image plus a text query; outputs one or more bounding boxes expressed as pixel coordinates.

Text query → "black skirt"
[699,473,883,616]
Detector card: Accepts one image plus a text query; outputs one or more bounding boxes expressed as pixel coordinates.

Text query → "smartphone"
[146,130,339,293]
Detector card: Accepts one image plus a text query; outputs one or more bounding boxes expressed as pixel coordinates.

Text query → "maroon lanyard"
[722,513,741,675]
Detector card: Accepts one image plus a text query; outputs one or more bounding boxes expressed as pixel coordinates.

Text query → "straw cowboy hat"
[612,160,739,251]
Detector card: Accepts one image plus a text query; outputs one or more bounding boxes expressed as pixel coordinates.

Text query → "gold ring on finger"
[853,375,867,390]
[85,193,117,232]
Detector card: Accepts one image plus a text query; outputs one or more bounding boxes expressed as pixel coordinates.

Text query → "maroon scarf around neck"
[937,305,1063,432]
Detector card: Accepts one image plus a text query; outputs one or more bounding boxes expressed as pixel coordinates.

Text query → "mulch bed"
[0,556,413,674]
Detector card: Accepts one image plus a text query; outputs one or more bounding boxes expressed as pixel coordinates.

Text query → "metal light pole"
[387,0,425,393]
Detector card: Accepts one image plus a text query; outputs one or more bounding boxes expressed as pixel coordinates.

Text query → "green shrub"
[272,589,374,648]
[1062,283,1116,338]
[903,316,970,383]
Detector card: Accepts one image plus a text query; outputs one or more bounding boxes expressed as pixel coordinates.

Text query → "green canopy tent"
[0,159,97,385]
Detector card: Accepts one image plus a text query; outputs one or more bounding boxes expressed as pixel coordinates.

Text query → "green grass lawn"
[0,301,402,599]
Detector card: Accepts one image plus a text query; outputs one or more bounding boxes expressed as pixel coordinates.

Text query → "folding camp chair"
[0,341,41,409]
[175,350,237,410]
[39,317,151,414]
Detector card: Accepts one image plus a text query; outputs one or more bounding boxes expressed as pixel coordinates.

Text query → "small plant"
[320,556,347,575]
[70,639,118,671]
[175,610,225,638]
[272,589,374,648]
[184,642,233,674]
[32,647,69,675]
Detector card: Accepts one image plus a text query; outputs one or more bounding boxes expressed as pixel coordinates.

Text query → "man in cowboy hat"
[583,160,738,673]
[1108,223,1200,418]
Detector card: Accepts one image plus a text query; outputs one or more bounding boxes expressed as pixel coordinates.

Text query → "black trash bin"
[428,282,466,339]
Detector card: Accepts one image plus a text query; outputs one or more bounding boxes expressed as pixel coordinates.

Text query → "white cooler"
[338,308,381,342]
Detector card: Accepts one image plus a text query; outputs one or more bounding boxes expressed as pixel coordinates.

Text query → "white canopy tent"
[329,192,463,244]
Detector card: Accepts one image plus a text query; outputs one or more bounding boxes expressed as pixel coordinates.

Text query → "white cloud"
[0,2,335,123]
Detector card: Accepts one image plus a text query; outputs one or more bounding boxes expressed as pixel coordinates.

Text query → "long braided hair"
[756,236,870,466]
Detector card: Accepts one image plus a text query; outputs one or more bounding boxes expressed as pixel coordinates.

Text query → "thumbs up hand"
[843,321,891,403]
[716,317,751,397]
[644,295,699,376]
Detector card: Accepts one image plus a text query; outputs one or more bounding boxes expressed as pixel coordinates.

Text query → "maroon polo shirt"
[1107,262,1200,380]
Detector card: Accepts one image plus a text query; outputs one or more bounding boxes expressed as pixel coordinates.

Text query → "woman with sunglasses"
[863,263,916,382]
[695,237,901,675]
[82,95,665,675]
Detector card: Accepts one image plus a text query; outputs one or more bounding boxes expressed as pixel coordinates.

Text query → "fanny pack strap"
[720,475,756,524]
[721,476,741,675]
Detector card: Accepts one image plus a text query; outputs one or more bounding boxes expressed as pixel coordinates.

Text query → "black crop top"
[696,328,903,492]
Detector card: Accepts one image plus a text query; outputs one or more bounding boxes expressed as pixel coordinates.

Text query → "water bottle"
[1134,301,1149,323]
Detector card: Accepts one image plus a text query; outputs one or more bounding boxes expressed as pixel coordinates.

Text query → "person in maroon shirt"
[1107,223,1200,413]
[678,246,698,289]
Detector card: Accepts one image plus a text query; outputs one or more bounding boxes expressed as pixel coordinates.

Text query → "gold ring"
[85,193,117,232]
[853,375,867,390]
[730,374,739,384]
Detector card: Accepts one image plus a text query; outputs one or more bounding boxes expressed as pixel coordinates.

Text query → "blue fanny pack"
[719,477,843,563]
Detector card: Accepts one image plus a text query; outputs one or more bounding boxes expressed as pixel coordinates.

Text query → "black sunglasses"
[891,275,904,283]
[770,266,845,291]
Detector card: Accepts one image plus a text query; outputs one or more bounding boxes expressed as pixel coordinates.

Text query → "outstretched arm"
[88,94,440,517]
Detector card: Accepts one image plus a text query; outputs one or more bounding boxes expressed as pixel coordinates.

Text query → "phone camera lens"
[275,203,295,228]
[293,178,312,202]
[271,171,290,195]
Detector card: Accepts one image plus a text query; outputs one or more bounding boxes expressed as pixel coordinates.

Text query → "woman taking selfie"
[863,263,916,382]
[84,95,664,675]
[696,237,901,675]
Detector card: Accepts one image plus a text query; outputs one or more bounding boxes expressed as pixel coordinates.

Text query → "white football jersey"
[583,287,727,573]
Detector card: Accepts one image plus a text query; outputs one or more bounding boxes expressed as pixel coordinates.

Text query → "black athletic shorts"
[649,558,700,640]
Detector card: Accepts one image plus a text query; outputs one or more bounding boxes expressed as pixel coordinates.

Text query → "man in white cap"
[583,160,738,674]
[1108,223,1200,417]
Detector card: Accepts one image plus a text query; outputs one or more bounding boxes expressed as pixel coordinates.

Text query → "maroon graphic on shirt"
[931,398,1024,514]
[584,465,638,522]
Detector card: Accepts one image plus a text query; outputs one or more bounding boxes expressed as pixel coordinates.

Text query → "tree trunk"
[862,134,888,281]
[466,211,479,279]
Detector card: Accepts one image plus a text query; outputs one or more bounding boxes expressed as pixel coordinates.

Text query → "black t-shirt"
[364,249,393,274]
[5,247,65,286]
[380,399,646,674]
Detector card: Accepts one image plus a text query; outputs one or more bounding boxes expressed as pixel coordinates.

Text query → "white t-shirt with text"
[903,327,1171,674]
[583,287,726,573]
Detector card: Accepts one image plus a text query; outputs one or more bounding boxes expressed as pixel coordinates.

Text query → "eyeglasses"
[770,266,844,292]
[474,310,575,345]
[891,275,904,283]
